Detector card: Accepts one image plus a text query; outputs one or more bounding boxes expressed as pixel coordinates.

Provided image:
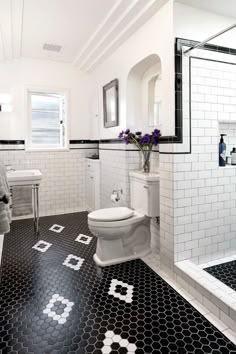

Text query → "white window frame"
[26,87,69,151]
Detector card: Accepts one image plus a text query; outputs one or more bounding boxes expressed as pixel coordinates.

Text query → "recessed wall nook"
[0,1,236,352]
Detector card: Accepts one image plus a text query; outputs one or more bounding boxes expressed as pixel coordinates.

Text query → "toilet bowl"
[88,207,151,267]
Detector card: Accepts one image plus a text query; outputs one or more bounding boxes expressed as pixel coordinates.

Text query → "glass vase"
[142,149,151,173]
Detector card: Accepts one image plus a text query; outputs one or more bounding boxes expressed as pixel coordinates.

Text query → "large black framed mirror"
[103,79,119,128]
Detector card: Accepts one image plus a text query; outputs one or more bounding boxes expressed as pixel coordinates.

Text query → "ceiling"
[1,0,236,72]
[176,0,236,19]
[0,0,168,71]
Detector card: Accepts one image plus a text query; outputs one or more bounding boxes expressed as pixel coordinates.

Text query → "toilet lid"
[88,207,134,222]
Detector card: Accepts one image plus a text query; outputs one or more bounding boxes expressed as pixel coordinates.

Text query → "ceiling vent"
[43,43,62,52]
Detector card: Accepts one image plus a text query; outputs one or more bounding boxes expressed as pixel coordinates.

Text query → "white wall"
[0,58,97,217]
[0,58,91,140]
[86,0,175,140]
[174,3,236,48]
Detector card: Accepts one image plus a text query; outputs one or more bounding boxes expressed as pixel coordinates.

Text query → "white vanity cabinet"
[85,158,100,211]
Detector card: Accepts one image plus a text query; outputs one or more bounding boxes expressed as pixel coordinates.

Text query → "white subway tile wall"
[0,148,98,216]
[159,153,175,269]
[174,49,236,264]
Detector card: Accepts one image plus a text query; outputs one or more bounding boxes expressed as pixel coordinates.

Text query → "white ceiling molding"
[74,0,169,72]
[74,0,140,69]
[0,26,5,61]
[11,0,24,59]
[73,0,124,67]
[0,1,13,60]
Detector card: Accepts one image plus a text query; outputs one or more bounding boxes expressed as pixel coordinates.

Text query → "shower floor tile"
[0,212,236,354]
[205,260,236,292]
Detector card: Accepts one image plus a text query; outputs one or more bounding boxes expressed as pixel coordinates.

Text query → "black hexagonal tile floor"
[0,212,235,353]
[205,260,236,291]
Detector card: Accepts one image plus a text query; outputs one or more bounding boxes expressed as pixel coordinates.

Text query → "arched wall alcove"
[126,54,162,133]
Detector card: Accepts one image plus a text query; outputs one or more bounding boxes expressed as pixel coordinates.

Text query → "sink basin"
[7,169,43,186]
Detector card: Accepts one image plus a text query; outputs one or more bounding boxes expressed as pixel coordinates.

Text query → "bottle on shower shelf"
[231,147,236,165]
[219,134,227,167]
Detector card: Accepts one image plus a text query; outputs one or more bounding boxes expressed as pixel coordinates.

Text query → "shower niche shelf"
[219,120,236,165]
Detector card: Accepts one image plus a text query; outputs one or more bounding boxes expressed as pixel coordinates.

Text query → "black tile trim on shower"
[176,37,236,56]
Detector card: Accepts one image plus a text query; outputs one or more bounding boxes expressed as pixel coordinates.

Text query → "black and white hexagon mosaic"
[205,260,236,292]
[0,212,236,354]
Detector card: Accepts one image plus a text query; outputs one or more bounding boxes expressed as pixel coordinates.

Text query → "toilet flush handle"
[144,185,149,189]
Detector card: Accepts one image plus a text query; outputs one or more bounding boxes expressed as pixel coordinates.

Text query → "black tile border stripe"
[0,140,99,145]
[0,140,24,145]
[70,140,99,144]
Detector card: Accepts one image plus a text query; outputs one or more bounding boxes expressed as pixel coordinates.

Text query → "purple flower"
[118,130,124,139]
[152,136,159,145]
[124,136,130,144]
[119,128,161,149]
[140,134,151,145]
[153,129,161,138]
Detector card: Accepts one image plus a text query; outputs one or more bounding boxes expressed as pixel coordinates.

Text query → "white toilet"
[88,171,160,267]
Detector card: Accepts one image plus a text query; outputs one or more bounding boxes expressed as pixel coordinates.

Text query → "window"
[27,90,67,150]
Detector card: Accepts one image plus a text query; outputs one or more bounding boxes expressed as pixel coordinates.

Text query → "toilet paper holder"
[112,189,123,202]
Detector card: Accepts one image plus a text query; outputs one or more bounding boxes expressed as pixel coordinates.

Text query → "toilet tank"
[129,171,160,217]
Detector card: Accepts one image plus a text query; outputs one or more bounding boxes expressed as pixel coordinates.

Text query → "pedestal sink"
[6,169,42,236]
[7,169,42,186]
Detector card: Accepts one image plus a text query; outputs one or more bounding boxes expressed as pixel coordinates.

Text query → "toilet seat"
[88,209,145,228]
[88,207,134,222]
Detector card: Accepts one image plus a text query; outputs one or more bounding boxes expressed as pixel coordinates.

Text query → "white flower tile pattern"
[108,279,134,303]
[32,240,52,253]
[43,294,74,325]
[49,224,65,233]
[102,330,137,353]
[62,254,84,271]
[75,234,92,245]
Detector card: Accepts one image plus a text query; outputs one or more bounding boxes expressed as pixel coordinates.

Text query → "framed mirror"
[103,79,119,128]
